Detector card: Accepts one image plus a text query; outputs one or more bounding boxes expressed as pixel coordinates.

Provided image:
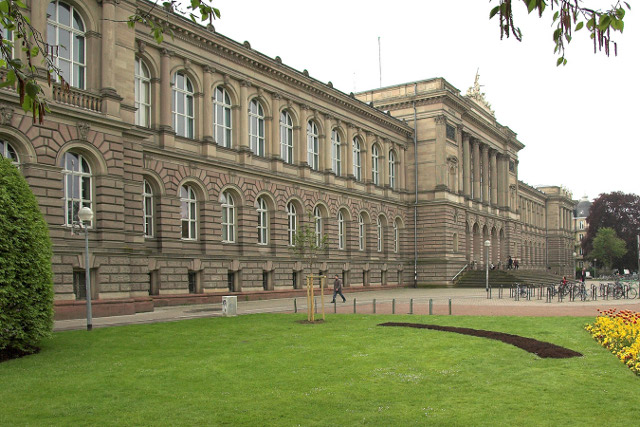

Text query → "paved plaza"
[54,280,640,331]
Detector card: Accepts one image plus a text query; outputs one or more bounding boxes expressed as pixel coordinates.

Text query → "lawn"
[1,314,638,426]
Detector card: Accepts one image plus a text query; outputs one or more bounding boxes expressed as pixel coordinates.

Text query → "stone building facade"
[0,1,575,312]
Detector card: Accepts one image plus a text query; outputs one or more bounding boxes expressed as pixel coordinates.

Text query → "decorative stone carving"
[434,115,446,125]
[0,103,14,126]
[77,122,90,141]
[465,69,495,115]
[243,41,251,49]
[136,40,146,54]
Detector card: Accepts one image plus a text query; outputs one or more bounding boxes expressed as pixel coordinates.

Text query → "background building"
[573,195,592,274]
[0,1,574,317]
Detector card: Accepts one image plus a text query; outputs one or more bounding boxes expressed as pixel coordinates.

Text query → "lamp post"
[573,252,577,280]
[593,258,597,279]
[484,240,491,292]
[78,206,94,331]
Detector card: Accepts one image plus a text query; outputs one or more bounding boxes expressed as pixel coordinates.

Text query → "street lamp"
[573,252,577,280]
[593,258,597,279]
[484,240,491,292]
[78,206,94,331]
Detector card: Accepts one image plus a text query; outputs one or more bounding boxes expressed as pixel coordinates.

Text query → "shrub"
[0,156,54,357]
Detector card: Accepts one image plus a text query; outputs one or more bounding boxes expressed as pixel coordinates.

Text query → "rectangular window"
[446,124,456,140]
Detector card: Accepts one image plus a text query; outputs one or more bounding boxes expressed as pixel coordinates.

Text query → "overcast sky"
[186,0,639,201]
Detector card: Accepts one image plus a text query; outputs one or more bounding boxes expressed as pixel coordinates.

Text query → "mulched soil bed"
[379,322,582,359]
[0,347,39,363]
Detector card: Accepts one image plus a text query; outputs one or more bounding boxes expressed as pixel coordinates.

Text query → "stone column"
[100,1,116,92]
[482,144,489,204]
[159,49,172,131]
[346,124,355,178]
[323,114,333,172]
[456,125,464,194]
[497,154,505,207]
[271,93,281,159]
[462,133,471,197]
[490,150,498,206]
[202,67,213,141]
[381,138,389,187]
[399,146,407,190]
[434,115,446,189]
[363,133,372,184]
[239,81,251,150]
[296,105,309,165]
[472,140,480,201]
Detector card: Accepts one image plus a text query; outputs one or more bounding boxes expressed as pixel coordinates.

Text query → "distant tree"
[588,227,627,272]
[583,192,640,271]
[490,0,630,65]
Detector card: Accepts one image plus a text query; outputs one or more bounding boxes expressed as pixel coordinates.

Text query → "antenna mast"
[378,36,382,88]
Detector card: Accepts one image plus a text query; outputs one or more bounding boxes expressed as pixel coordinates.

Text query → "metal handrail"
[451,264,468,282]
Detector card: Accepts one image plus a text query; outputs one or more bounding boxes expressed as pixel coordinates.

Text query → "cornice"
[135,5,413,139]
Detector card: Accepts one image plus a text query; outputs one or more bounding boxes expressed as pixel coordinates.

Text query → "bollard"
[314,298,317,314]
[410,298,414,314]
[353,298,357,313]
[448,299,452,315]
[373,298,376,314]
[392,299,396,314]
[429,299,433,315]
[333,300,337,313]
[294,298,298,313]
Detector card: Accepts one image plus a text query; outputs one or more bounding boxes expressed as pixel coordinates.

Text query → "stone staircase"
[454,270,566,288]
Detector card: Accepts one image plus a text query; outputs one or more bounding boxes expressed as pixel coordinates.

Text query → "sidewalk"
[54,285,640,331]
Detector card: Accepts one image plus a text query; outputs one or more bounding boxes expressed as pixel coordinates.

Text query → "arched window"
[172,72,194,138]
[371,144,379,185]
[221,191,235,243]
[307,121,319,170]
[143,180,154,238]
[358,214,365,251]
[287,202,296,246]
[180,185,197,240]
[47,1,86,89]
[388,149,396,189]
[353,138,361,181]
[376,217,383,252]
[0,139,19,165]
[337,210,345,250]
[134,58,151,127]
[61,151,91,226]
[213,86,232,148]
[313,206,322,245]
[249,99,265,157]
[393,221,399,253]
[3,27,13,58]
[331,129,341,176]
[280,110,293,164]
[257,196,268,245]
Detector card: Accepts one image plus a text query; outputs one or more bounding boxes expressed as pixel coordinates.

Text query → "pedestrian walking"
[581,268,586,283]
[331,274,346,303]
[507,256,513,270]
[514,258,519,270]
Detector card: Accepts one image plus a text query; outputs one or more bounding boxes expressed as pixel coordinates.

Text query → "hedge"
[0,156,54,357]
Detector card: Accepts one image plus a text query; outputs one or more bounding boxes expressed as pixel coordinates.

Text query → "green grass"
[1,314,638,426]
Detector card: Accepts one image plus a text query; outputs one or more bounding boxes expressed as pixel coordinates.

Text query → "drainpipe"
[413,84,418,288]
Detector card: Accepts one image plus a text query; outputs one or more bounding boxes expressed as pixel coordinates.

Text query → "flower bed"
[586,309,640,375]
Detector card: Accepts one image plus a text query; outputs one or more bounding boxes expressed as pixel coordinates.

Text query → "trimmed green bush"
[0,156,54,357]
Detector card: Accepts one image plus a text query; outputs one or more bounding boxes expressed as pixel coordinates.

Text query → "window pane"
[177,93,184,114]
[47,24,55,47]
[74,64,84,89]
[59,29,70,59]
[182,221,189,238]
[58,3,71,27]
[59,60,71,84]
[73,11,84,31]
[74,35,84,63]
[190,222,196,238]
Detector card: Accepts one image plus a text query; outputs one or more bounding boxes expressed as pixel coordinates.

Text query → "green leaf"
[527,0,537,13]
[556,56,564,66]
[553,11,559,22]
[575,21,584,31]
[489,5,500,19]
